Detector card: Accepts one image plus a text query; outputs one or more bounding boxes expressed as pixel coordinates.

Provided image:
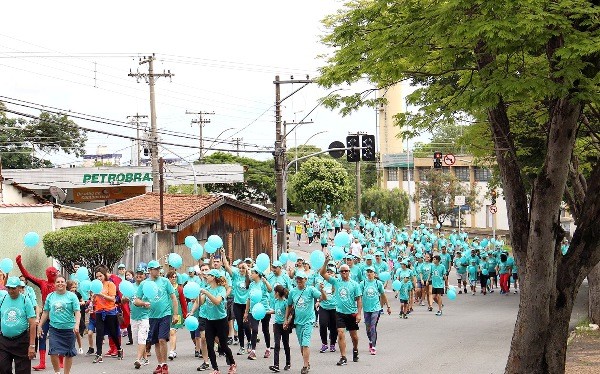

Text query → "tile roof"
[0,203,53,208]
[95,193,222,227]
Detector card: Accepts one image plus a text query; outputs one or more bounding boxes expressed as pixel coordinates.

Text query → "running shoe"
[227,337,233,345]
[134,360,141,369]
[117,348,124,360]
[78,347,84,354]
[168,351,175,360]
[161,363,169,374]
[248,350,257,360]
[283,364,291,371]
[227,364,237,374]
[458,290,463,294]
[352,350,359,362]
[152,365,162,374]
[336,356,347,366]
[237,347,246,355]
[197,362,210,371]
[419,301,425,306]
[329,344,336,352]
[403,314,408,319]
[142,358,149,366]
[436,310,443,316]
[92,354,103,364]
[463,288,468,293]
[300,367,309,374]
[428,306,433,311]
[195,351,200,358]
[370,347,377,355]
[514,290,518,294]
[319,344,328,353]
[269,365,280,372]
[264,349,271,358]
[85,347,95,356]
[233,336,239,345]
[126,341,134,345]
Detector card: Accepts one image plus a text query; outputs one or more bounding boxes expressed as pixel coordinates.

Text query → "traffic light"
[491,190,497,205]
[143,148,149,157]
[346,135,360,162]
[433,151,442,169]
[361,134,376,161]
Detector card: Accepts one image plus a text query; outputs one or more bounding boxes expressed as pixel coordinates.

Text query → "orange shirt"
[94,281,116,312]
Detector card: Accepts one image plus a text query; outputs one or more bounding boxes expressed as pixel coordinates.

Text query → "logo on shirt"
[297,297,307,310]
[339,287,349,300]
[238,282,247,290]
[3,307,20,327]
[53,301,66,314]
[365,286,376,298]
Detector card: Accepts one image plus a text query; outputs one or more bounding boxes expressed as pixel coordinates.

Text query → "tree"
[289,157,352,213]
[0,103,87,169]
[43,221,133,275]
[318,1,600,373]
[414,169,480,226]
[361,187,409,226]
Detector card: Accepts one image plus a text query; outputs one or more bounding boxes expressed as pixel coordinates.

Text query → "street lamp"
[293,130,328,172]
[203,127,236,157]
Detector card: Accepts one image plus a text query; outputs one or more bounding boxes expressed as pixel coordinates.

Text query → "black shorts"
[432,287,445,295]
[512,273,518,280]
[488,271,497,278]
[197,317,207,333]
[336,312,359,331]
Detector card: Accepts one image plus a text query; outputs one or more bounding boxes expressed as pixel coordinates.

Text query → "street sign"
[454,195,466,206]
[443,153,456,166]
[328,141,345,159]
[489,205,498,214]
[49,186,66,203]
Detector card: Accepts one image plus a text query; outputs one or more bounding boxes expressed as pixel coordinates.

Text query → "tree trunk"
[589,262,600,324]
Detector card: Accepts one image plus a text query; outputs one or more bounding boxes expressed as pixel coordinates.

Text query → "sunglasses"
[340,270,350,273]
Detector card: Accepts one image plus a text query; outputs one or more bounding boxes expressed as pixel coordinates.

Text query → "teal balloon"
[334,232,350,247]
[256,253,270,272]
[90,279,103,294]
[191,244,204,260]
[207,235,223,249]
[420,224,425,229]
[119,280,135,298]
[79,279,92,293]
[179,273,190,284]
[23,232,40,247]
[481,239,489,247]
[482,268,489,276]
[143,281,159,299]
[76,267,89,282]
[436,223,441,229]
[310,250,325,270]
[184,316,199,331]
[331,246,345,261]
[204,243,217,254]
[0,258,13,274]
[183,282,201,299]
[447,288,457,300]
[288,252,298,263]
[279,253,288,264]
[379,271,391,282]
[168,253,183,269]
[370,211,376,217]
[81,291,89,301]
[392,280,402,291]
[251,303,267,320]
[184,236,198,249]
[249,288,262,303]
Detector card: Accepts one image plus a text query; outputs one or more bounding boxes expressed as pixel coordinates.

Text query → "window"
[474,167,492,182]
[387,168,398,181]
[454,166,470,182]
[401,168,414,181]
[418,167,430,181]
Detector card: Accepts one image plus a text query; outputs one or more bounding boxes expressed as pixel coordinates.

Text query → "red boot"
[59,355,64,368]
[32,350,46,371]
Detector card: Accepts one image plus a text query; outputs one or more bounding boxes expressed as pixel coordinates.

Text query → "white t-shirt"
[350,242,362,257]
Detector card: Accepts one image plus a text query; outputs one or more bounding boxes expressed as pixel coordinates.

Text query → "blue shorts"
[88,318,96,333]
[148,315,171,344]
[295,323,313,347]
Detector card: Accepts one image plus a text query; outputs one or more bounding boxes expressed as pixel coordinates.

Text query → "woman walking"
[244,268,272,360]
[166,270,187,360]
[268,285,291,372]
[91,267,122,363]
[317,266,337,353]
[38,275,81,374]
[223,257,251,355]
[362,267,390,355]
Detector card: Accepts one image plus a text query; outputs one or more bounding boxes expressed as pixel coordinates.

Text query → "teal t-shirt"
[467,265,478,281]
[130,283,150,321]
[24,286,37,307]
[135,277,176,319]
[0,294,35,337]
[430,264,446,289]
[43,291,80,330]
[374,261,389,274]
[326,277,362,314]
[350,264,364,283]
[498,260,511,275]
[203,286,227,321]
[395,268,412,280]
[272,297,287,324]
[439,253,451,271]
[398,280,413,300]
[361,279,384,313]
[287,286,321,325]
[317,279,336,310]
[454,257,467,274]
[419,262,433,282]
[231,269,249,305]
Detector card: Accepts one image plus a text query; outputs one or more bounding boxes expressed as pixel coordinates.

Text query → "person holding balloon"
[122,266,150,369]
[316,264,338,353]
[361,266,391,355]
[244,266,272,361]
[187,262,212,371]
[90,266,122,363]
[268,284,291,373]
[430,255,447,316]
[166,270,188,361]
[223,256,251,356]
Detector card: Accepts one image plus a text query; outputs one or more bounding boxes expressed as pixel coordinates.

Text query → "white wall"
[1,183,39,204]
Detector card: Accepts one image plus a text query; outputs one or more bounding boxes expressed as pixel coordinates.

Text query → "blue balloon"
[379,271,391,282]
[143,281,159,299]
[191,244,204,260]
[370,211,376,217]
[183,282,201,299]
[24,232,40,247]
[119,280,135,298]
[309,250,325,270]
[249,288,262,303]
[184,236,198,249]
[436,223,441,229]
[204,242,217,254]
[179,273,190,284]
[184,316,199,331]
[331,246,345,261]
[279,253,288,264]
[447,288,457,300]
[392,280,402,291]
[251,303,267,320]
[207,235,223,249]
[288,252,298,263]
[168,253,183,269]
[79,279,92,293]
[90,279,103,294]
[76,267,89,282]
[334,232,350,247]
[0,258,14,274]
[256,253,270,272]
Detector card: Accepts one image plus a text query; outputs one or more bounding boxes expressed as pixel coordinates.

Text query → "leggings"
[232,303,251,347]
[318,308,338,345]
[499,273,510,293]
[249,313,271,350]
[38,319,50,351]
[479,274,489,291]
[95,312,121,355]
[272,323,290,367]
[363,311,381,347]
[205,318,235,370]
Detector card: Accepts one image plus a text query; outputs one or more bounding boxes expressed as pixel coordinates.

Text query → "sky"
[0,0,393,167]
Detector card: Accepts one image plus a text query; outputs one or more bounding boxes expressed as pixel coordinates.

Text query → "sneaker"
[92,354,103,364]
[329,345,336,352]
[152,365,162,374]
[419,301,425,306]
[195,350,200,358]
[233,336,239,346]
[336,356,347,366]
[370,347,377,355]
[490,289,495,293]
[126,341,134,345]
[458,290,463,294]
[117,348,124,360]
[472,292,476,296]
[168,351,175,360]
[464,288,467,293]
[142,358,149,366]
[319,344,328,353]
[197,362,211,371]
[227,364,237,374]
[283,364,291,371]
[269,365,280,372]
[248,350,257,360]
[300,367,309,374]
[264,349,271,358]
[78,347,84,354]
[162,363,169,374]
[428,306,433,311]
[352,350,359,362]
[403,314,408,319]
[86,347,95,356]
[227,337,233,346]
[134,360,141,369]
[237,347,246,355]
[514,290,518,294]
[436,310,443,316]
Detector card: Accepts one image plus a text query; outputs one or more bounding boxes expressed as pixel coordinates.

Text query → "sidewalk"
[566,328,600,374]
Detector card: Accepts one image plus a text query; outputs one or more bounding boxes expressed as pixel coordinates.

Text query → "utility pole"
[232,138,243,157]
[128,54,173,192]
[127,114,148,166]
[186,110,214,194]
[349,131,366,215]
[159,157,165,230]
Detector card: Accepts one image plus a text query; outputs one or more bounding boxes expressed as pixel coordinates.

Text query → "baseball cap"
[207,269,222,278]
[272,261,283,268]
[118,263,126,269]
[188,267,196,273]
[365,266,376,272]
[19,281,26,287]
[232,259,241,266]
[135,266,145,274]
[5,276,21,288]
[147,260,161,269]
[364,254,374,261]
[295,271,308,279]
[250,267,263,276]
